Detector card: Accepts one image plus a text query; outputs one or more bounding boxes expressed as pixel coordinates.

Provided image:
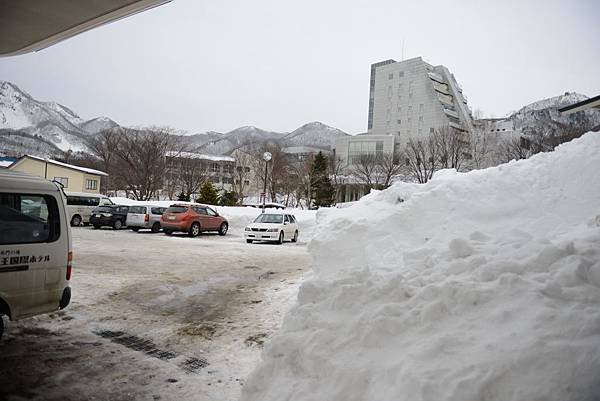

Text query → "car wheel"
[151,222,161,233]
[113,220,123,230]
[278,231,284,244]
[246,239,253,244]
[292,230,298,243]
[131,227,140,232]
[218,222,228,236]
[164,229,172,235]
[93,225,100,229]
[189,222,200,237]
[70,215,82,227]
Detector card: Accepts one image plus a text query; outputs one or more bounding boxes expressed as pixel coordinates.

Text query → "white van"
[65,191,113,226]
[0,170,72,338]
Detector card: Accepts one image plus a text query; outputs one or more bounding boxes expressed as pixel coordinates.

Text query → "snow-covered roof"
[15,155,108,176]
[165,151,235,163]
[0,160,14,168]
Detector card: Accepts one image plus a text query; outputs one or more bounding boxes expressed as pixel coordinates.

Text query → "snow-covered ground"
[0,209,316,401]
[241,132,600,401]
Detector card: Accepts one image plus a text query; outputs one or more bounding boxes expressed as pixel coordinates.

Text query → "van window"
[0,193,60,245]
[67,195,101,206]
[129,206,146,214]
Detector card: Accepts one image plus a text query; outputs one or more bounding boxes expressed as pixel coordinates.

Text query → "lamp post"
[262,151,272,213]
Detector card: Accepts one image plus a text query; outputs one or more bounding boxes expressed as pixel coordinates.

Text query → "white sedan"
[244,212,299,244]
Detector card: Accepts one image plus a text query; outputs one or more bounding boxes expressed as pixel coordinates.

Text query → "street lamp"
[262,151,272,213]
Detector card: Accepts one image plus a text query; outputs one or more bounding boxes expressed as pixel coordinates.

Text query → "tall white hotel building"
[368,56,473,140]
[335,56,474,167]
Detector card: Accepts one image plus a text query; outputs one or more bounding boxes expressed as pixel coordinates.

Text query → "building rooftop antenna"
[402,38,405,61]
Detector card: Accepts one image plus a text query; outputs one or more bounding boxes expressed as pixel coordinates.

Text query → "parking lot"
[0,221,312,401]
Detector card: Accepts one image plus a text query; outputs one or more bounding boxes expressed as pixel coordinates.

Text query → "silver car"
[126,205,166,233]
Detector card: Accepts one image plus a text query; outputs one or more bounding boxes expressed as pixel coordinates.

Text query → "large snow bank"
[241,132,600,401]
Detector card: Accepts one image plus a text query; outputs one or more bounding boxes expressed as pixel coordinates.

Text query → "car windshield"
[254,214,283,224]
[166,206,188,214]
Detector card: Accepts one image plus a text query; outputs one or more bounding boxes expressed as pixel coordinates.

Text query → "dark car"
[89,205,129,230]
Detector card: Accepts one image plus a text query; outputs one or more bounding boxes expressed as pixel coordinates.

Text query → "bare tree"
[498,136,532,163]
[112,127,181,201]
[88,128,123,193]
[405,136,437,184]
[176,155,208,199]
[378,151,403,188]
[432,126,469,171]
[467,128,491,170]
[351,153,381,188]
[232,151,254,202]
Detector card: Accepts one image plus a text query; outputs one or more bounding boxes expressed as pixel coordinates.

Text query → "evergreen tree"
[177,191,190,201]
[310,151,335,208]
[196,182,219,205]
[219,190,238,206]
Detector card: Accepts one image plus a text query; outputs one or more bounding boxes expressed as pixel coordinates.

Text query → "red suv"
[160,204,228,237]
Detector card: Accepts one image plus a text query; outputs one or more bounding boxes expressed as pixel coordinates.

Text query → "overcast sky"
[1,0,599,134]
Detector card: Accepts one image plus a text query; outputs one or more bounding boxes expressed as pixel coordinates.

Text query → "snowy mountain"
[0,81,118,154]
[509,92,600,135]
[0,81,349,158]
[191,123,349,155]
[193,126,284,155]
[282,121,349,149]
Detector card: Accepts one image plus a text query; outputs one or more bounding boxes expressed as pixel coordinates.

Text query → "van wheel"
[151,222,161,233]
[292,230,298,243]
[70,215,82,227]
[218,222,228,236]
[278,231,284,244]
[113,220,123,230]
[189,222,200,237]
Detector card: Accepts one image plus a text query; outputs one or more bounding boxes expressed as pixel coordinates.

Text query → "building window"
[388,73,394,79]
[409,92,413,99]
[348,141,385,164]
[408,118,412,124]
[430,127,435,133]
[211,163,219,173]
[419,116,424,123]
[408,106,412,113]
[85,179,98,190]
[419,104,424,113]
[397,119,401,125]
[399,71,404,77]
[54,177,69,188]
[418,128,422,134]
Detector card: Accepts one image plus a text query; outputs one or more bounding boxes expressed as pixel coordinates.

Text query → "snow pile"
[241,132,600,401]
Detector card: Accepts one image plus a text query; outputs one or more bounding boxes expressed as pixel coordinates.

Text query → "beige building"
[8,155,107,193]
